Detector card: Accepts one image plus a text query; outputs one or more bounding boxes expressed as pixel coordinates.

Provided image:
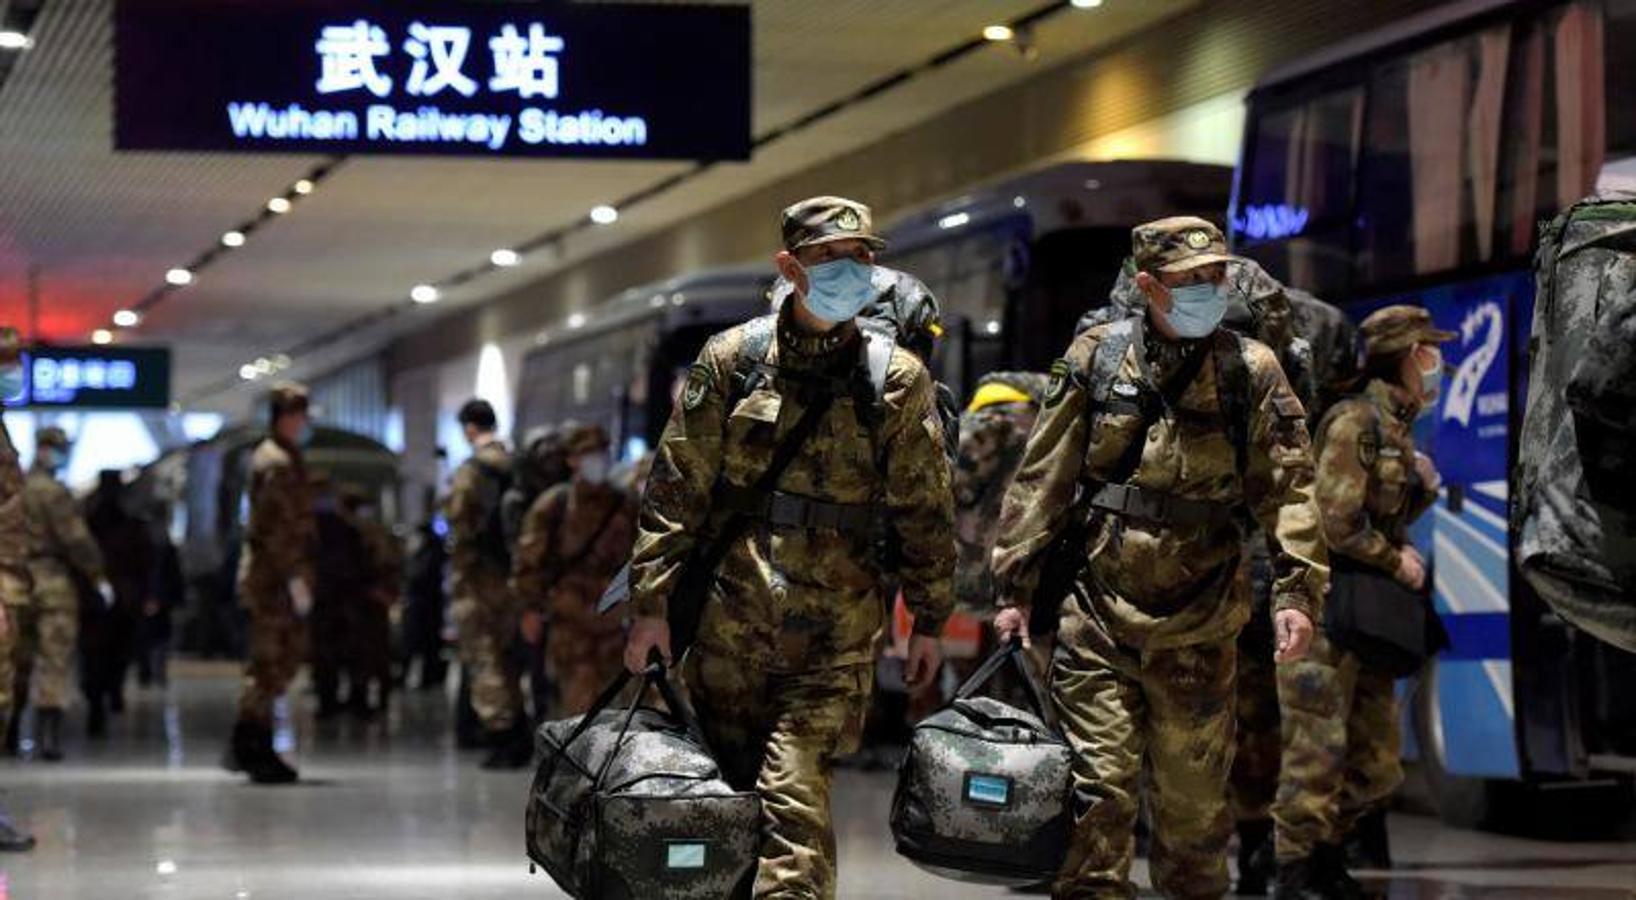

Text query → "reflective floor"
[0,663,1631,899]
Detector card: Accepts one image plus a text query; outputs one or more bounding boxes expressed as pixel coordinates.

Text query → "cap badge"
[835,208,861,232]
[1185,230,1212,250]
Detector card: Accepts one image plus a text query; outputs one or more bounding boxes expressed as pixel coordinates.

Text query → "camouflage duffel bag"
[891,638,1072,885]
[526,663,760,899]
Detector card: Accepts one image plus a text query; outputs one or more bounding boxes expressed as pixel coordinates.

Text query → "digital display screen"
[2,346,172,410]
[113,0,752,161]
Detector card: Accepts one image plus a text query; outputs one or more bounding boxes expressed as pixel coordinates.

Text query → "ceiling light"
[239,364,258,381]
[271,354,291,369]
[0,31,31,51]
[113,309,141,328]
[165,268,194,286]
[1070,0,1104,7]
[221,230,246,247]
[253,358,274,375]
[1013,195,1028,209]
[267,197,291,214]
[567,312,587,329]
[983,25,1014,41]
[91,329,113,345]
[293,179,314,195]
[985,319,1003,335]
[410,284,440,304]
[490,249,520,267]
[589,205,619,225]
[938,212,971,230]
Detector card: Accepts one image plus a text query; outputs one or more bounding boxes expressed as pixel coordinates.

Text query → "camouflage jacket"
[355,515,403,607]
[23,466,105,610]
[954,372,1047,614]
[630,308,956,672]
[993,318,1328,649]
[446,438,514,604]
[0,417,28,606]
[236,437,314,607]
[1313,380,1436,575]
[513,480,636,633]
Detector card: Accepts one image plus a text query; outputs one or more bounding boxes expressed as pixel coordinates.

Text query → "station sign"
[1,346,172,410]
[113,0,751,161]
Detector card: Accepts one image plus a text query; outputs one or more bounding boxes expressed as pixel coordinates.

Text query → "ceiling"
[0,0,1193,411]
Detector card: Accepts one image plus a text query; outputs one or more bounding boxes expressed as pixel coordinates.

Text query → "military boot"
[0,814,34,852]
[1315,843,1364,900]
[241,722,299,785]
[480,721,533,771]
[1272,857,1328,900]
[222,719,255,773]
[36,708,63,762]
[1236,819,1275,895]
[1344,809,1392,871]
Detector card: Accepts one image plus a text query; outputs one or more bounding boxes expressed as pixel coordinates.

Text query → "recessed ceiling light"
[0,31,31,51]
[165,268,194,286]
[589,205,619,225]
[491,249,520,267]
[267,197,291,214]
[293,179,315,195]
[983,25,1014,41]
[91,328,113,345]
[985,319,1003,335]
[938,212,971,230]
[410,284,440,304]
[1070,0,1104,8]
[271,353,291,369]
[239,364,258,381]
[113,309,141,328]
[222,230,246,247]
[567,312,587,329]
[253,357,274,375]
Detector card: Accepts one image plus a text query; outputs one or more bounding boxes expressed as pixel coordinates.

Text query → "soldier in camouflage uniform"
[1272,306,1450,899]
[223,383,314,784]
[0,329,36,849]
[993,217,1328,900]
[513,424,636,718]
[625,196,956,899]
[19,426,106,762]
[445,398,527,768]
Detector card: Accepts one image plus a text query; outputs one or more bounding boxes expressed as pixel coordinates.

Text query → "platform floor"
[0,663,1631,899]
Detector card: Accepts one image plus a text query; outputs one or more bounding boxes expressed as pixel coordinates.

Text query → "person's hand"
[1274,609,1314,663]
[905,635,943,690]
[519,610,544,646]
[96,580,116,609]
[993,606,1031,649]
[287,577,314,618]
[624,616,672,673]
[1396,545,1427,591]
[1414,452,1441,493]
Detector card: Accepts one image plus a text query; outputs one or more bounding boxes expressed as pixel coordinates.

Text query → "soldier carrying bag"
[526,661,761,899]
[891,638,1072,885]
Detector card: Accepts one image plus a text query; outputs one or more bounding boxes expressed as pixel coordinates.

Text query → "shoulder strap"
[1212,329,1252,476]
[865,332,892,408]
[562,495,624,573]
[1088,320,1136,407]
[728,316,778,411]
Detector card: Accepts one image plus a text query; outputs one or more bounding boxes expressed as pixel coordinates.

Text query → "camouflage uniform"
[0,331,30,722]
[20,430,104,712]
[235,432,315,725]
[1273,306,1449,865]
[630,197,955,899]
[351,508,401,703]
[994,218,1327,899]
[446,438,523,732]
[512,452,637,716]
[954,372,1048,615]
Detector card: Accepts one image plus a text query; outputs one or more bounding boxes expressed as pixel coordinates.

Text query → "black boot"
[1272,857,1328,900]
[1344,808,1391,871]
[37,708,63,762]
[223,720,298,784]
[0,814,34,852]
[480,721,533,770]
[4,708,20,757]
[1315,843,1364,900]
[1236,819,1275,895]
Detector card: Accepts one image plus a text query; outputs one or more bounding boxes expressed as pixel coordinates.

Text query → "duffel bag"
[1324,557,1449,679]
[891,638,1072,885]
[526,663,761,899]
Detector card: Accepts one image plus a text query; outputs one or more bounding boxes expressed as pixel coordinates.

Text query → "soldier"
[992,216,1328,899]
[445,398,525,769]
[222,383,315,785]
[82,470,153,737]
[512,424,636,719]
[624,196,956,898]
[343,485,400,718]
[0,329,36,849]
[1272,306,1450,899]
[19,426,108,762]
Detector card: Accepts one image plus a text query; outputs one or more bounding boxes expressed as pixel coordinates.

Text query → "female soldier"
[1272,305,1452,898]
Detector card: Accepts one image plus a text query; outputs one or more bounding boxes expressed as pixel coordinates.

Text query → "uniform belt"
[716,484,875,536]
[1087,483,1237,529]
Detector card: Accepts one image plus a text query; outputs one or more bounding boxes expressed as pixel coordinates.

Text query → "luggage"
[1324,557,1448,678]
[526,664,761,899]
[891,639,1072,885]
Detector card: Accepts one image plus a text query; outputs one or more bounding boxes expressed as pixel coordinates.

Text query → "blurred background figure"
[135,512,183,690]
[309,476,361,720]
[81,470,152,738]
[402,511,450,693]
[343,484,401,719]
[0,327,36,850]
[501,424,573,726]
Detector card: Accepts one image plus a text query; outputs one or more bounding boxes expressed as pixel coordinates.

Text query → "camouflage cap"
[564,423,610,456]
[36,425,70,449]
[267,381,310,416]
[0,326,18,364]
[1131,216,1235,274]
[780,196,886,252]
[1359,305,1457,358]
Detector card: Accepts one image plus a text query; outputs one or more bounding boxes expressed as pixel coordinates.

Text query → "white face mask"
[575,455,609,484]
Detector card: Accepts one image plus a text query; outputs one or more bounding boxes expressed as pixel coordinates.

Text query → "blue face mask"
[799,258,876,324]
[1163,282,1228,339]
[0,366,21,402]
[296,423,315,447]
[35,447,62,471]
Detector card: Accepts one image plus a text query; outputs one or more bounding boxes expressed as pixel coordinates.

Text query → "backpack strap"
[727,315,778,412]
[1212,328,1252,478]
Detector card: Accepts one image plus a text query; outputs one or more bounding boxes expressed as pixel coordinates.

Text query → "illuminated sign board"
[113,1,751,161]
[1,346,171,410]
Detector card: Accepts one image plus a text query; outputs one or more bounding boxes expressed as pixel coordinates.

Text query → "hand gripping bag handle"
[952,636,1054,725]
[587,658,713,790]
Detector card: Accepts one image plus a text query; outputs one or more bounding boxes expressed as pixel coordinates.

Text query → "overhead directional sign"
[113,0,751,161]
[1,346,172,410]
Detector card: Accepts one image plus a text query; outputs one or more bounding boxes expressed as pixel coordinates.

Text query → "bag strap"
[559,496,623,575]
[952,638,1053,723]
[590,661,712,790]
[1211,328,1252,478]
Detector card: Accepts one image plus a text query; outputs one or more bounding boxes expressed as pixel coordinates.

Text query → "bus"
[1231,0,1636,825]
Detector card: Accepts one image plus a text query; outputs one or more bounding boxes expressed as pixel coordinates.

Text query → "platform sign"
[113,0,751,161]
[1,346,171,410]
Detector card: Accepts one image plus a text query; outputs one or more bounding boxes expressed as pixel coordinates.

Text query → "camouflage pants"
[0,605,14,714]
[684,651,872,900]
[237,598,306,725]
[1051,600,1236,900]
[13,604,77,710]
[1272,633,1402,861]
[1231,606,1281,822]
[452,595,523,731]
[547,624,625,718]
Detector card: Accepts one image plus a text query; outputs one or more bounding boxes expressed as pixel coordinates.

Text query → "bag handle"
[583,654,713,790]
[952,637,1054,723]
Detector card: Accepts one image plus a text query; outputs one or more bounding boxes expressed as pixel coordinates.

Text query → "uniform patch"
[1358,430,1379,468]
[682,363,710,411]
[1185,229,1212,249]
[1045,359,1072,407]
[835,208,861,232]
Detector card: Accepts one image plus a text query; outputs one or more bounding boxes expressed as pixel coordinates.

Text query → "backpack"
[471,456,514,571]
[501,426,572,552]
[1517,193,1636,652]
